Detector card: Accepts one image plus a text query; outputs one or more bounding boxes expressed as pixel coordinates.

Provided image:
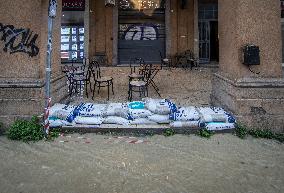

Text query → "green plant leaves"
[197,128,214,138]
[6,116,44,142]
[163,128,175,137]
[234,123,284,143]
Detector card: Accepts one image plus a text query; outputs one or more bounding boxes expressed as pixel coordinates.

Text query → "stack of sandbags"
[103,103,130,125]
[49,103,76,127]
[127,101,157,125]
[169,106,200,128]
[197,107,236,130]
[141,98,177,124]
[72,103,107,125]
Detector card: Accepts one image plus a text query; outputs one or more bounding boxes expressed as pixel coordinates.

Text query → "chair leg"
[92,84,96,100]
[89,80,92,92]
[107,81,110,100]
[98,82,100,94]
[85,81,88,98]
[128,85,132,101]
[111,81,114,95]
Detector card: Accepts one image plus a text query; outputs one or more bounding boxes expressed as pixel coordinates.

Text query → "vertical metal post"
[44,0,57,137]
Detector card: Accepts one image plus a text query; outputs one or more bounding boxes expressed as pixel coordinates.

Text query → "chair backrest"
[129,57,145,74]
[89,60,101,80]
[140,63,153,85]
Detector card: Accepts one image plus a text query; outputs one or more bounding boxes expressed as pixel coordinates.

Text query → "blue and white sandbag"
[128,109,153,120]
[105,103,129,118]
[143,98,177,115]
[74,116,104,125]
[197,107,236,123]
[73,103,107,117]
[169,106,199,121]
[170,121,199,128]
[148,114,171,124]
[49,103,76,121]
[130,118,158,125]
[103,116,130,125]
[49,119,71,128]
[205,122,235,131]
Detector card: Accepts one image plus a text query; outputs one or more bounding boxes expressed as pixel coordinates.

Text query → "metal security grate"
[118,0,166,64]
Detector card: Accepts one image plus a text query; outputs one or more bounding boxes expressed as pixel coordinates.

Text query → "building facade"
[0,0,283,132]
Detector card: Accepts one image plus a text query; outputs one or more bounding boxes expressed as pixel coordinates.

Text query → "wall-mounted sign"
[62,0,85,11]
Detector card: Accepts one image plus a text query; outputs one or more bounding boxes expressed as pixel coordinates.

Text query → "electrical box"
[242,44,260,65]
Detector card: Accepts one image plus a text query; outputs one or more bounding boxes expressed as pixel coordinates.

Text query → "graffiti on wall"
[0,23,39,57]
[123,24,159,40]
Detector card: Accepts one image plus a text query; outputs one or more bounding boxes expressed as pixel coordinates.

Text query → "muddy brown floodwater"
[0,134,283,193]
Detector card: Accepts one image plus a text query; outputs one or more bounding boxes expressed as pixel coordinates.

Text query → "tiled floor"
[67,66,218,107]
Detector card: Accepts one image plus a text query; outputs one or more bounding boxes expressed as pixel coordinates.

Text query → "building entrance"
[118,0,166,64]
[198,2,218,64]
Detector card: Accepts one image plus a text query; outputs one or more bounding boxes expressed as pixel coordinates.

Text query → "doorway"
[117,0,166,64]
[210,21,218,62]
[198,3,218,64]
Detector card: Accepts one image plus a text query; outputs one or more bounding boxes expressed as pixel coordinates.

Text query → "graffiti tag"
[0,23,39,57]
[123,24,158,40]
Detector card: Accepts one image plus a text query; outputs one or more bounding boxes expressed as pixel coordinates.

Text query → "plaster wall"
[0,0,67,128]
[219,0,282,79]
[212,0,284,132]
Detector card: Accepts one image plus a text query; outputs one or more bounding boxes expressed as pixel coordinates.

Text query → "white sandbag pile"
[128,98,177,125]
[48,98,236,131]
[197,107,236,130]
[169,106,200,128]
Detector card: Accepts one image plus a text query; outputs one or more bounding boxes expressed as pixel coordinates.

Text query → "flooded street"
[0,134,283,193]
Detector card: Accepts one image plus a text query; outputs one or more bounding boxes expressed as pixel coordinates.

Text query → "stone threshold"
[57,124,233,135]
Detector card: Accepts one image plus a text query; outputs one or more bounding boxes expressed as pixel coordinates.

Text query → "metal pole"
[44,0,57,137]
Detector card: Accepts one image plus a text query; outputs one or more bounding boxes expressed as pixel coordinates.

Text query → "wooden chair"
[128,57,145,81]
[70,59,93,98]
[128,63,152,101]
[91,61,114,100]
[159,51,171,70]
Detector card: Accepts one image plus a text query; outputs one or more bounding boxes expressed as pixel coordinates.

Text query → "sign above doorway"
[62,0,85,11]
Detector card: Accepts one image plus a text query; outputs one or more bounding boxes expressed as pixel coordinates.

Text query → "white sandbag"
[130,118,158,125]
[205,122,235,131]
[105,103,129,118]
[103,116,130,125]
[128,109,153,120]
[197,107,236,123]
[211,107,236,123]
[170,121,199,128]
[148,114,171,124]
[74,116,104,125]
[49,119,70,127]
[169,106,199,121]
[143,98,177,115]
[49,103,76,118]
[73,103,107,117]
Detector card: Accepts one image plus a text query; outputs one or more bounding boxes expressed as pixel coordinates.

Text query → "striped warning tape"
[107,136,149,144]
[44,97,52,136]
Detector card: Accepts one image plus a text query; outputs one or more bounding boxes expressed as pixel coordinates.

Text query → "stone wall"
[212,0,284,132]
[0,0,68,128]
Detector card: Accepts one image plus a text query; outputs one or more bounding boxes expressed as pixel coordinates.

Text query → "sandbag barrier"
[48,98,236,131]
